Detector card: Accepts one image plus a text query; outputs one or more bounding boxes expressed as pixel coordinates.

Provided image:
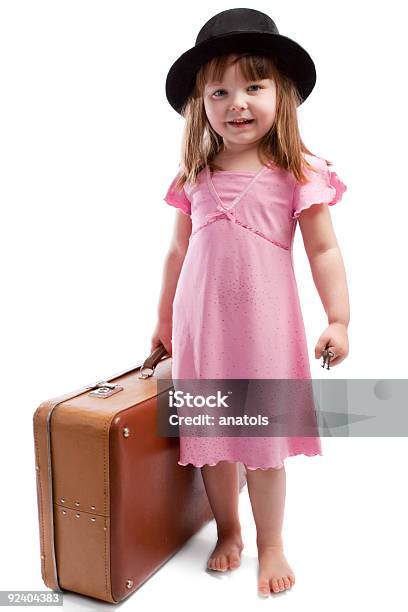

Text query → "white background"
[1,0,407,610]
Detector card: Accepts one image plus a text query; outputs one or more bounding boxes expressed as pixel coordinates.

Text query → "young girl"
[151,8,350,597]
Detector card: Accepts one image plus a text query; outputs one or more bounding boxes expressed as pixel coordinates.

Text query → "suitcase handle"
[138,342,169,378]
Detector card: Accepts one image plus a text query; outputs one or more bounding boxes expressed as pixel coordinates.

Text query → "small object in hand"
[321,348,335,370]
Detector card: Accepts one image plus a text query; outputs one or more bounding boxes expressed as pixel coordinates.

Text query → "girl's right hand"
[150,318,173,357]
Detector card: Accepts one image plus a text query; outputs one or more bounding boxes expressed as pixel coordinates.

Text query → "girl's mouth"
[227,119,255,128]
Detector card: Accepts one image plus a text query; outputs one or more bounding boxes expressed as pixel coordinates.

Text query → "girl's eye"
[212,84,262,97]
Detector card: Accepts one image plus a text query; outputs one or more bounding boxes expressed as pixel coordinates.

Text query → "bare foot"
[207,528,244,572]
[257,544,295,596]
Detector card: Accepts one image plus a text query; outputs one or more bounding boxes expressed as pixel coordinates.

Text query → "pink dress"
[163,153,347,470]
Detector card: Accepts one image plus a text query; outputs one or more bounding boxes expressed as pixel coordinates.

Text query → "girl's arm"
[151,210,192,354]
[298,203,350,366]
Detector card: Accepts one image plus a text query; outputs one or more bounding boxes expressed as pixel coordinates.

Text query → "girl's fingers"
[327,356,342,366]
[328,352,347,367]
[315,344,328,358]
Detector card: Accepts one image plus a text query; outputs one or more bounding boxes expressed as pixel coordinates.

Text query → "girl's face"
[203,61,277,153]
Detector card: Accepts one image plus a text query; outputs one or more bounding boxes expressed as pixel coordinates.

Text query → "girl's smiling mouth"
[227,119,255,128]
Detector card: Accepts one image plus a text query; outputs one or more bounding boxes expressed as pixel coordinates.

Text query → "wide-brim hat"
[165,8,316,115]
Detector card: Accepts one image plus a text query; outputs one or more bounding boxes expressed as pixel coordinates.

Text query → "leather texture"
[33,353,247,603]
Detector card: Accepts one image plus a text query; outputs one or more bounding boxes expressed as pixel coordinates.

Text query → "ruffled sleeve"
[292,156,347,219]
[163,170,191,216]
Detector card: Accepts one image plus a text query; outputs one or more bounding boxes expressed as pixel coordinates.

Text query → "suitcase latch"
[87,381,124,398]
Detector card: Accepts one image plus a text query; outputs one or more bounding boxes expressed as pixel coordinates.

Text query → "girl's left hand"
[315,322,349,367]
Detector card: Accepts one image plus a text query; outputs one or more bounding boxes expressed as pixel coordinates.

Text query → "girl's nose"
[229,95,248,111]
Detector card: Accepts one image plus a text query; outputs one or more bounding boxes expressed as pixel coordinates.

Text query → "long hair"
[172,52,332,191]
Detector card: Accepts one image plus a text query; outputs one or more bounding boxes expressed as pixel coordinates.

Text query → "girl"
[151,8,350,598]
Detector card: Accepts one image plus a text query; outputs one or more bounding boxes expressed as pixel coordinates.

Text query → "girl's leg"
[201,461,244,571]
[245,465,295,596]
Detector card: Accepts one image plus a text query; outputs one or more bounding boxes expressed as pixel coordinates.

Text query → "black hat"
[165,8,316,115]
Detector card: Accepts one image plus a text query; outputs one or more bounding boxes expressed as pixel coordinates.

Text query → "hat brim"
[165,32,316,114]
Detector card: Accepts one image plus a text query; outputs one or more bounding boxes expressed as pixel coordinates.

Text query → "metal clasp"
[138,367,154,379]
[87,381,124,398]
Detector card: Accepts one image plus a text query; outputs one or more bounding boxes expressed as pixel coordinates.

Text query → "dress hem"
[177,451,323,471]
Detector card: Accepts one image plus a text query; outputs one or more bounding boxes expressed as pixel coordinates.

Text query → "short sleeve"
[163,170,191,216]
[292,157,347,219]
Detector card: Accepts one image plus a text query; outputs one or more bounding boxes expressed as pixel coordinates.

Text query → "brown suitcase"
[33,344,247,603]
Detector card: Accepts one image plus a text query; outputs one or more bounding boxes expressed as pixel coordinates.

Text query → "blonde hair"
[172,52,332,191]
